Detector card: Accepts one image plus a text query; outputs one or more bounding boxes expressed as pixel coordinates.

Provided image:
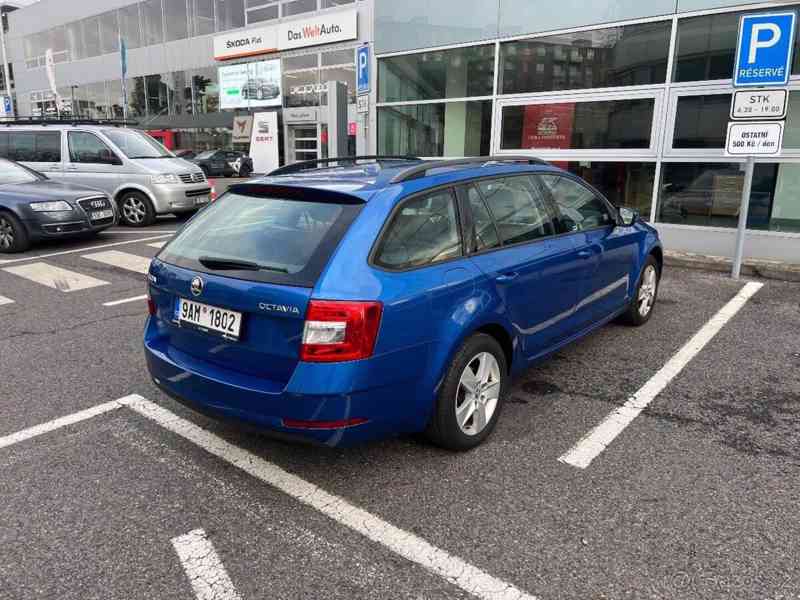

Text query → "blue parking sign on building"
[357,45,370,95]
[734,12,797,87]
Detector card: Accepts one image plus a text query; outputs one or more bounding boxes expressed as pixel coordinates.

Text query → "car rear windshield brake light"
[300,300,382,363]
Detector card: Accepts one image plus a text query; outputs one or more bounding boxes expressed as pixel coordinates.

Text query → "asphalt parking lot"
[1,222,799,600]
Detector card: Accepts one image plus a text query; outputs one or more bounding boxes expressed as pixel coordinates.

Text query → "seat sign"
[734,12,797,87]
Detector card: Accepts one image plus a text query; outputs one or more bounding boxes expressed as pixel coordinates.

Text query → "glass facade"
[377,2,800,238]
[23,0,356,66]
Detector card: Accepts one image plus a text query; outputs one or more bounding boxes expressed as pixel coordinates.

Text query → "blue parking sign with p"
[357,45,370,95]
[734,12,797,87]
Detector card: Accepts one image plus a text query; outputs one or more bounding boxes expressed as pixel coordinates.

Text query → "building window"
[119,4,142,49]
[82,17,102,58]
[320,65,355,103]
[282,0,317,17]
[187,68,220,114]
[246,0,278,23]
[216,0,245,31]
[65,21,85,61]
[164,0,190,42]
[141,0,164,45]
[191,0,216,36]
[657,163,782,230]
[283,69,320,107]
[378,45,495,103]
[500,99,655,151]
[128,77,148,117]
[283,54,318,70]
[378,100,492,157]
[99,11,120,55]
[556,162,656,219]
[672,93,729,149]
[500,21,670,94]
[674,8,800,83]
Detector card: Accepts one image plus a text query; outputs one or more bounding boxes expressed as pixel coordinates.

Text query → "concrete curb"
[665,250,800,283]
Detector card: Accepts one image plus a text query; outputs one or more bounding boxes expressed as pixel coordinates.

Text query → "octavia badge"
[190,276,204,297]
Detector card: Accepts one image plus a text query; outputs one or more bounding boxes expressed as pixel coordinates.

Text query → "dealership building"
[6,0,800,261]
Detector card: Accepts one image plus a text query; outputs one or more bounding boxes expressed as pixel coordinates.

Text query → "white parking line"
[2,262,109,292]
[102,294,148,307]
[171,529,242,600]
[125,395,539,600]
[0,398,129,450]
[0,235,172,266]
[83,250,151,274]
[559,281,764,470]
[1,394,539,600]
[0,295,13,306]
[147,241,167,249]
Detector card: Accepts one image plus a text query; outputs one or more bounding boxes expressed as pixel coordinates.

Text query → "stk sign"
[734,12,797,87]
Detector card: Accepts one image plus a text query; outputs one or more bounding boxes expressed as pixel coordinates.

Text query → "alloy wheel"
[122,196,147,225]
[0,216,14,250]
[455,352,501,436]
[638,265,658,317]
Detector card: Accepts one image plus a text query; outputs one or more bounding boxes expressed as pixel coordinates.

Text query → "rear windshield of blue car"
[158,191,362,287]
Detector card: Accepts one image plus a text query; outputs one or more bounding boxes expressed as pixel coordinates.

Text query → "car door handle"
[577,250,593,258]
[495,271,519,283]
[66,165,79,171]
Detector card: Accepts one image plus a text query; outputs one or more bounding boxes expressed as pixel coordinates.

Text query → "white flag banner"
[44,49,63,109]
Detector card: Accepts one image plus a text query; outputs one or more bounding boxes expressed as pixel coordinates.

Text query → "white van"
[0,122,211,226]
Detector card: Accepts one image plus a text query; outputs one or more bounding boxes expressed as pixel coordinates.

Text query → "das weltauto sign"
[215,9,357,60]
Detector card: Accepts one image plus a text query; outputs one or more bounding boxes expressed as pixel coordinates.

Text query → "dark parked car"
[241,78,280,101]
[189,150,253,178]
[174,149,197,160]
[0,158,116,253]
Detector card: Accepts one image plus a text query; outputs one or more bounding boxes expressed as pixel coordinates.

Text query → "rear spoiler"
[227,183,366,206]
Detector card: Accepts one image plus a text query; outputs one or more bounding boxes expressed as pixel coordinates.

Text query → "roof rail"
[0,117,137,127]
[268,155,422,176]
[389,155,549,184]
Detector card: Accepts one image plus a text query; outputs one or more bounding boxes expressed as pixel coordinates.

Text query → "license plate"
[175,298,242,340]
[194,197,210,206]
[91,209,114,220]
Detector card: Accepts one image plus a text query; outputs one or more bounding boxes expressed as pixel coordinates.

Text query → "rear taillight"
[147,296,156,316]
[300,300,382,363]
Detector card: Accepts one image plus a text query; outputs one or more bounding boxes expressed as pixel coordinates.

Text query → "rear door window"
[373,189,462,270]
[466,185,501,252]
[477,176,556,245]
[159,190,362,287]
[539,174,614,232]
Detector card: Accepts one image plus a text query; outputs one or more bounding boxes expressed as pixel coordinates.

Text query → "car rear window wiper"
[198,256,290,273]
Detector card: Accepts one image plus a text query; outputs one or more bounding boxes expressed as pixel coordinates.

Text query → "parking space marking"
[0,235,172,266]
[0,295,13,306]
[1,394,538,600]
[559,281,764,470]
[2,262,109,292]
[0,398,128,450]
[125,395,539,600]
[83,250,152,274]
[103,294,149,307]
[147,241,167,249]
[172,529,242,600]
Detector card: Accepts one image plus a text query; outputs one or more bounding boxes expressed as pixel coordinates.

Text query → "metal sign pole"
[732,156,755,279]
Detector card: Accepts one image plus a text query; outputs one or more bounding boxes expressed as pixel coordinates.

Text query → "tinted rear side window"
[159,191,362,287]
[0,131,61,162]
[478,176,556,245]
[539,174,614,232]
[373,189,462,270]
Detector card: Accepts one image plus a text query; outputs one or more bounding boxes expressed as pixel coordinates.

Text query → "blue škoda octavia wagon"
[144,156,663,450]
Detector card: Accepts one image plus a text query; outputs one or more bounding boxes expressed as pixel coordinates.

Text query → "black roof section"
[389,156,549,183]
[268,155,422,176]
[0,117,137,127]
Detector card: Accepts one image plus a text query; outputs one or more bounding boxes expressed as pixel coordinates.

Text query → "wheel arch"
[649,244,664,275]
[114,184,157,206]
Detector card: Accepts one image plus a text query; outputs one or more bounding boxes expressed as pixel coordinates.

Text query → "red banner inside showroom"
[521,103,576,169]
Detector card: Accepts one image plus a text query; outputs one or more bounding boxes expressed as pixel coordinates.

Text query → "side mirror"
[618,207,639,227]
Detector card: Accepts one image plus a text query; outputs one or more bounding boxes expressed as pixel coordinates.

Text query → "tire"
[0,210,30,253]
[425,333,508,451]
[619,255,660,326]
[117,191,155,227]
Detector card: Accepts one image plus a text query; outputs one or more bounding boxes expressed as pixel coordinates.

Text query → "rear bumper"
[144,324,426,447]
